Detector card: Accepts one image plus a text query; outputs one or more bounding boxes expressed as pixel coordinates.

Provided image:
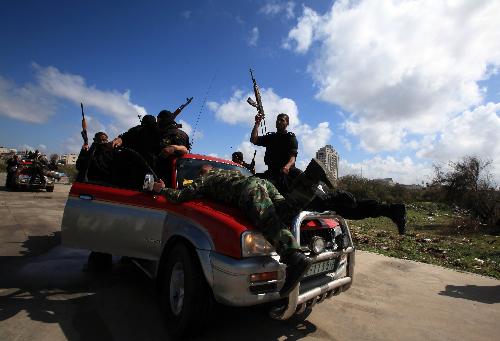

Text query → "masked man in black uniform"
[156,110,190,157]
[112,114,161,169]
[76,132,114,183]
[250,113,301,193]
[153,109,191,183]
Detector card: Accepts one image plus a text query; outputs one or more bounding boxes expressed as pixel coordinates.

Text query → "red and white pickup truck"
[61,149,355,336]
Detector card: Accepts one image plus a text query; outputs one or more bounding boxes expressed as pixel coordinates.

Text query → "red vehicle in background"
[61,149,355,337]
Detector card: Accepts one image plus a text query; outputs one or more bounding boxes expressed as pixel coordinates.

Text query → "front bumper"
[210,252,285,306]
[210,211,355,315]
[210,246,354,308]
[272,247,354,320]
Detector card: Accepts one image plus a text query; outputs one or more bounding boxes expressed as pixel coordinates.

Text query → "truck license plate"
[305,259,336,278]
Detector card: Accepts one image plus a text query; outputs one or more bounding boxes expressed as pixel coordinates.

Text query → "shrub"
[337,175,424,203]
[58,164,78,183]
[431,156,499,232]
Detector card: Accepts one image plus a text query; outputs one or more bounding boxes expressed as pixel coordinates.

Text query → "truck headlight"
[310,236,326,255]
[241,231,275,257]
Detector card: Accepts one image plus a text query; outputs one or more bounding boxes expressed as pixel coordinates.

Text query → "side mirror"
[143,174,154,191]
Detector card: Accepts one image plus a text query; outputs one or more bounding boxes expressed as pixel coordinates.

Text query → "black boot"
[304,158,336,189]
[389,203,407,235]
[280,251,312,296]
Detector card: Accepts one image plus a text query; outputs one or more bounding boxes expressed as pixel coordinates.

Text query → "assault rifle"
[247,69,267,134]
[80,103,88,147]
[250,150,257,174]
[173,97,194,118]
[249,150,257,170]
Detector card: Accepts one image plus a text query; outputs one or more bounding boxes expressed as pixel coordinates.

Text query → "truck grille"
[300,228,335,247]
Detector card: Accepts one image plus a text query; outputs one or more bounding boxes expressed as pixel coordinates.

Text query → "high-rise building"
[315,145,339,180]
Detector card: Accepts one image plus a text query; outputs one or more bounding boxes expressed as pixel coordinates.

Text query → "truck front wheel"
[160,243,213,337]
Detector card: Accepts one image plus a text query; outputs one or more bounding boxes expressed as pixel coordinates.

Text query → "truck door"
[61,148,167,260]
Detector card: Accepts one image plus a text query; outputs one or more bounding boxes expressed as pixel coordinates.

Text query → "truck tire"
[160,243,213,337]
[46,186,54,192]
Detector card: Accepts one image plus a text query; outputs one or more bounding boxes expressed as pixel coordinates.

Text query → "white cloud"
[284,0,500,152]
[235,16,245,25]
[260,2,281,16]
[249,27,259,46]
[61,116,111,153]
[338,135,352,152]
[34,64,146,130]
[282,6,320,52]
[417,102,500,184]
[182,10,191,19]
[18,144,35,152]
[339,156,433,185]
[208,88,299,127]
[62,134,84,154]
[284,2,295,19]
[1,64,148,132]
[0,76,56,123]
[260,1,295,19]
[344,120,406,152]
[294,121,332,159]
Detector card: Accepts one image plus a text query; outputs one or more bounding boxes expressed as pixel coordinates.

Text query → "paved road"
[0,175,499,341]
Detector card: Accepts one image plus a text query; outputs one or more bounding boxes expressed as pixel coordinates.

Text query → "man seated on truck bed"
[111,111,190,183]
[152,158,336,296]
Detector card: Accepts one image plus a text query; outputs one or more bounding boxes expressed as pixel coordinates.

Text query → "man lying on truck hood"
[152,158,335,296]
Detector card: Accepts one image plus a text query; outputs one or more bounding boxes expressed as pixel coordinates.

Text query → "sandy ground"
[0,173,499,341]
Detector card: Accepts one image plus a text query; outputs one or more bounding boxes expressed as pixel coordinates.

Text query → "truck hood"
[174,199,255,258]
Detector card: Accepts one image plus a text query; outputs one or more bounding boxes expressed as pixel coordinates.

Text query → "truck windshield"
[176,158,253,188]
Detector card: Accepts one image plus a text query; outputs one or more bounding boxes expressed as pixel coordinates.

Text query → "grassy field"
[348,202,500,279]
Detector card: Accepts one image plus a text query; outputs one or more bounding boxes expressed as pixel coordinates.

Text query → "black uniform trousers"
[307,190,391,220]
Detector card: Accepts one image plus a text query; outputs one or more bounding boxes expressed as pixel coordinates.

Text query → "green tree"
[432,156,499,230]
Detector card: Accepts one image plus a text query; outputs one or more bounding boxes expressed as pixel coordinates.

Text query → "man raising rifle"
[250,113,301,194]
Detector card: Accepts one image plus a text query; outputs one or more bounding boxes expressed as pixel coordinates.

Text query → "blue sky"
[1,0,500,185]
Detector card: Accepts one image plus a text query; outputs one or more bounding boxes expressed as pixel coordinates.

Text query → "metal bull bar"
[270,211,355,320]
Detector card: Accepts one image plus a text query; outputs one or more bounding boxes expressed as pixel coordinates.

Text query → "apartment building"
[315,145,339,181]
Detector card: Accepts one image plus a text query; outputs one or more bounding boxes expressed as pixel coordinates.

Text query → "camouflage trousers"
[237,175,318,256]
